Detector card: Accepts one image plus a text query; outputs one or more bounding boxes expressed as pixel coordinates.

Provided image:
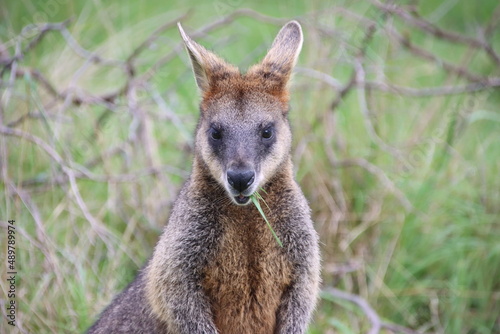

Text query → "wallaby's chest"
[202,212,292,334]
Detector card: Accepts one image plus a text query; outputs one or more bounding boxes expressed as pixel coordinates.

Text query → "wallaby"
[87,20,320,334]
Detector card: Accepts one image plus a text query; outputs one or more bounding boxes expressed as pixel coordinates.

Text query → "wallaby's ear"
[248,21,303,93]
[178,23,238,93]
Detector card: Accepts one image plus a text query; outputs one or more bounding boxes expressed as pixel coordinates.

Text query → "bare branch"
[11,67,122,107]
[0,125,66,166]
[354,56,404,160]
[0,125,121,249]
[65,166,118,247]
[59,27,123,67]
[299,67,500,96]
[485,4,500,37]
[381,22,487,83]
[323,287,382,334]
[126,11,191,63]
[372,0,500,65]
[0,18,74,77]
[330,23,377,111]
[364,78,500,96]
[295,67,343,90]
[332,157,413,212]
[323,287,420,334]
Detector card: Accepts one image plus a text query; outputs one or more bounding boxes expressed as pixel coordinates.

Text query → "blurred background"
[1,0,499,333]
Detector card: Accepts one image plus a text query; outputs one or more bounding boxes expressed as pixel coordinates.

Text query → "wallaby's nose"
[227,169,255,193]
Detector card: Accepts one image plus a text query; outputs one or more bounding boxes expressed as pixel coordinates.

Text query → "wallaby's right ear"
[178,23,237,93]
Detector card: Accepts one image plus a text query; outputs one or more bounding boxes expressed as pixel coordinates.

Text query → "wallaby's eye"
[262,128,273,139]
[210,128,222,140]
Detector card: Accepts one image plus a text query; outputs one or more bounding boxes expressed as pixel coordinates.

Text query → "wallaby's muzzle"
[226,167,256,205]
[227,168,255,193]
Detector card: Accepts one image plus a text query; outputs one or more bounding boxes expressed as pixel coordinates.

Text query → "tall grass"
[1,1,499,333]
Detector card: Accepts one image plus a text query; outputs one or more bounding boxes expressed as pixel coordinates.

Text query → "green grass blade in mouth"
[250,193,283,247]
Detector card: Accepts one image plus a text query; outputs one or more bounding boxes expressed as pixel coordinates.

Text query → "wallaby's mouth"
[234,194,251,205]
[224,167,259,206]
[223,180,257,206]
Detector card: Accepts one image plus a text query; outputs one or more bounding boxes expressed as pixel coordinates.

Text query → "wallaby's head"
[178,21,302,205]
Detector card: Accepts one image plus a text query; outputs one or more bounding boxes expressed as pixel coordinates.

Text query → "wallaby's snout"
[227,168,255,193]
[226,164,256,204]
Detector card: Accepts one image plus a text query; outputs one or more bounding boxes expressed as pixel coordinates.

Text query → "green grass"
[1,1,499,333]
[250,189,283,247]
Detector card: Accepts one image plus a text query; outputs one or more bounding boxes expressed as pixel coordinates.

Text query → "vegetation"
[1,0,499,333]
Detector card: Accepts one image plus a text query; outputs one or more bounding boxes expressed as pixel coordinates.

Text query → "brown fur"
[201,167,295,334]
[201,76,290,113]
[87,20,320,334]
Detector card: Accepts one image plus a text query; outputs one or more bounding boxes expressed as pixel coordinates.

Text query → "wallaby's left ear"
[248,21,303,92]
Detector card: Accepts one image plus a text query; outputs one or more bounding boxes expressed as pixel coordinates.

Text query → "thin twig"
[21,164,189,188]
[0,126,66,166]
[12,67,120,106]
[0,125,120,249]
[364,79,500,96]
[379,19,487,83]
[372,0,500,66]
[59,27,123,67]
[330,23,377,111]
[485,4,500,37]
[323,287,420,334]
[354,57,404,160]
[65,167,117,247]
[324,287,382,334]
[332,157,413,212]
[295,67,343,90]
[297,66,500,96]
[126,11,191,63]
[0,18,74,77]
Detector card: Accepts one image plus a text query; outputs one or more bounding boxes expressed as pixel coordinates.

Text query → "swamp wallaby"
[87,20,320,334]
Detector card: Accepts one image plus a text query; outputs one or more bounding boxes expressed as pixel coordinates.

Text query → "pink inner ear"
[260,21,303,72]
